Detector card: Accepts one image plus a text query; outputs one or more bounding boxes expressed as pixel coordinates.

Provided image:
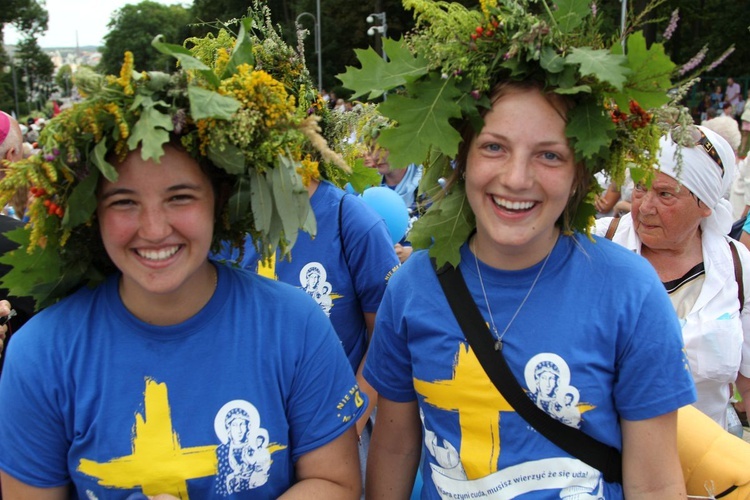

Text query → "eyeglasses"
[693,128,725,178]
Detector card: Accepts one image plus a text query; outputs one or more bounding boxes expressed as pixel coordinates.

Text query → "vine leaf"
[552,0,591,34]
[337,38,429,100]
[409,184,475,268]
[566,100,616,160]
[127,96,173,162]
[610,33,675,111]
[566,47,630,91]
[377,73,464,170]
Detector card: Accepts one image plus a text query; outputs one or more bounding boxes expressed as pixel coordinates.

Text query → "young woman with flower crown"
[0,6,364,499]
[338,1,707,498]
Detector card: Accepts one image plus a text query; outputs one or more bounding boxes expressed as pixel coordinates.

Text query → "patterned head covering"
[657,125,736,235]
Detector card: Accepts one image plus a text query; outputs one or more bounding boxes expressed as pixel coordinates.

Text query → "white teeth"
[137,246,179,261]
[492,196,534,210]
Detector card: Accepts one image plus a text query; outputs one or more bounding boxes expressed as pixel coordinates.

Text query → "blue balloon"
[361,186,409,244]
[344,182,357,195]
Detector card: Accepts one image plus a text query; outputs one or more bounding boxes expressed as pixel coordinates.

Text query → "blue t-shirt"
[365,234,696,499]
[0,263,364,499]
[215,180,400,371]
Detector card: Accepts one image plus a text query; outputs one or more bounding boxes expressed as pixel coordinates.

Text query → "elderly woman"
[595,125,750,431]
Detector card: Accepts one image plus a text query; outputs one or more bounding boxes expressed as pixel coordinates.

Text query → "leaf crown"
[0,1,347,309]
[338,0,698,267]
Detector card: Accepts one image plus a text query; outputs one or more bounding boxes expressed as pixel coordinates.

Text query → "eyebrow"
[480,132,568,147]
[99,183,204,201]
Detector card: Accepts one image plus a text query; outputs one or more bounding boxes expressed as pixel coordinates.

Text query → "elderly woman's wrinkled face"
[631,172,712,251]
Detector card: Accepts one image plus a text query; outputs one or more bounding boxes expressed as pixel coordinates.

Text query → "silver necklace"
[472,237,553,351]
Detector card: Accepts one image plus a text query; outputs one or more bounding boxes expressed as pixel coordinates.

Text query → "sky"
[5,0,189,48]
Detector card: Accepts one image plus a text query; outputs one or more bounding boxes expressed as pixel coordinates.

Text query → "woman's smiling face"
[465,86,576,269]
[97,145,216,300]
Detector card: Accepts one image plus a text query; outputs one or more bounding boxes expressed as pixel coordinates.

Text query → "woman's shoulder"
[570,232,658,279]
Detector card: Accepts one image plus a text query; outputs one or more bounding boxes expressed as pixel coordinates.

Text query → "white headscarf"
[656,125,736,235]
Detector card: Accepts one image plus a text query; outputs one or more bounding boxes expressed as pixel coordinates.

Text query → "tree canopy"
[98,1,193,75]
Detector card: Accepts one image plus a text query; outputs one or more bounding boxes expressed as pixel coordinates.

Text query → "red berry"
[43,199,51,207]
[476,26,484,35]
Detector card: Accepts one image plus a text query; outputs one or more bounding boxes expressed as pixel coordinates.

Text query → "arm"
[594,183,621,214]
[0,472,68,500]
[621,412,686,499]
[355,312,377,436]
[735,373,750,410]
[366,397,422,499]
[280,426,361,499]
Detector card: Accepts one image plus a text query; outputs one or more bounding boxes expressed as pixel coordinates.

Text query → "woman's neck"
[119,262,218,326]
[383,167,407,187]
[641,232,704,282]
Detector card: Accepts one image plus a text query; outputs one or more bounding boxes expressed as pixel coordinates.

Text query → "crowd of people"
[0,1,749,499]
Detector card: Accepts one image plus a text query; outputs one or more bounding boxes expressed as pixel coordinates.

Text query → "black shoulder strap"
[729,240,745,313]
[433,261,623,484]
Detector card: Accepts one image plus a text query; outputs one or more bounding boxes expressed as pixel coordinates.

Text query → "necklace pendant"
[494,339,503,351]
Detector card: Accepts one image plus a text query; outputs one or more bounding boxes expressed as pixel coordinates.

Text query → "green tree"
[15,36,54,114]
[98,1,193,76]
[1,0,48,116]
[1,0,48,41]
[55,64,74,97]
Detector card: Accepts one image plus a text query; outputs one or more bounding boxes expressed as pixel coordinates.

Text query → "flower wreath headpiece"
[0,1,348,309]
[338,0,713,267]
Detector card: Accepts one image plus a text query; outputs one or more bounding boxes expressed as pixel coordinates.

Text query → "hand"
[0,300,12,356]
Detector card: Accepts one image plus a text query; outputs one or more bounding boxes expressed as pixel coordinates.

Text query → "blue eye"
[542,152,560,161]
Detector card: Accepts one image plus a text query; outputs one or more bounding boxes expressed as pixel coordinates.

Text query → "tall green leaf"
[152,35,220,88]
[249,171,273,234]
[228,176,252,225]
[62,169,100,228]
[220,17,255,79]
[91,139,118,182]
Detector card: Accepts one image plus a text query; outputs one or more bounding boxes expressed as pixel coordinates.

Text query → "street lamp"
[2,63,20,118]
[296,1,322,92]
[620,0,627,51]
[366,12,388,62]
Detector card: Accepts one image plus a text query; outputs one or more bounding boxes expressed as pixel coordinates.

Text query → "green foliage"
[377,73,464,170]
[408,184,475,268]
[610,32,674,111]
[338,38,430,100]
[566,48,630,91]
[345,158,383,193]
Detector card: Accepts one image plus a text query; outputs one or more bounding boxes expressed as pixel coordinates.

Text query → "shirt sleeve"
[286,303,366,460]
[613,278,697,421]
[0,322,72,487]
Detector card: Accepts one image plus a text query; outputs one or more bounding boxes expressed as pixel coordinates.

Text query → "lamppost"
[620,0,628,50]
[296,1,322,92]
[366,12,388,62]
[2,63,20,118]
